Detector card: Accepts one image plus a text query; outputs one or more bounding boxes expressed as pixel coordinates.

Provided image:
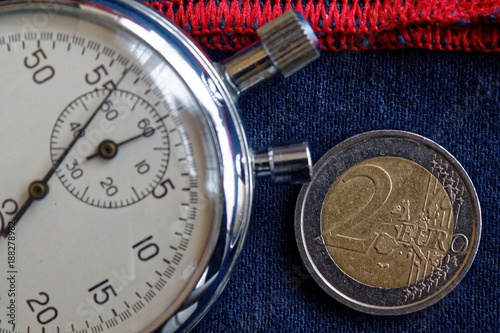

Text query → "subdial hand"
[86,129,156,161]
[0,68,131,236]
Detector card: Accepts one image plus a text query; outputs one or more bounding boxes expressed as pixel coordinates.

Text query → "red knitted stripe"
[145,0,500,51]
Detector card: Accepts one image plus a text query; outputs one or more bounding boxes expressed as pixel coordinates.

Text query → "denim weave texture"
[192,49,500,332]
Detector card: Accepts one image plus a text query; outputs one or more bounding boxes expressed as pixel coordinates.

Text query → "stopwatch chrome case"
[0,1,319,332]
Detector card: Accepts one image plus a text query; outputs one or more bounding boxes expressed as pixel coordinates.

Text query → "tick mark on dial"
[80,99,88,111]
[81,186,89,200]
[131,98,139,111]
[131,187,141,200]
[156,114,170,122]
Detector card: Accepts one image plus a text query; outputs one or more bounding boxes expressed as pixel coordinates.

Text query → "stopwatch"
[0,1,319,332]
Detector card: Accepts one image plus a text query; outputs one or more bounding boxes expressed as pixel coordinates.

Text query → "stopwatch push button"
[254,142,313,184]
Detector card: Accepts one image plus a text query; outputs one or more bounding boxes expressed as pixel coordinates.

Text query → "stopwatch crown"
[221,11,320,94]
[257,10,320,78]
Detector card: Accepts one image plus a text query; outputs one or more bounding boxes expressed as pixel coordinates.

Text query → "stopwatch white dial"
[0,2,220,333]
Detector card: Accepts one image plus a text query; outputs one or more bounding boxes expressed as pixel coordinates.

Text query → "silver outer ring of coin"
[294,130,481,315]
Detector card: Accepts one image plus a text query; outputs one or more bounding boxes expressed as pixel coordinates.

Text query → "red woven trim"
[145,0,500,51]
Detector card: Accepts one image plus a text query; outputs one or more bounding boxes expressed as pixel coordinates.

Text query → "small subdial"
[50,89,170,208]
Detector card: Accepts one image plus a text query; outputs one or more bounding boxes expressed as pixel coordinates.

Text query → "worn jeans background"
[191,49,500,332]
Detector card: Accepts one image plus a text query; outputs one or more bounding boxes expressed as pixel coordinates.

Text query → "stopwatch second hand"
[0,68,131,237]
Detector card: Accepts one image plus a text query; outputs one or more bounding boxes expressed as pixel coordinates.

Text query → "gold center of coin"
[321,156,454,289]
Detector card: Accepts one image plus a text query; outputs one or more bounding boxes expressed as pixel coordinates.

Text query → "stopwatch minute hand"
[0,68,131,237]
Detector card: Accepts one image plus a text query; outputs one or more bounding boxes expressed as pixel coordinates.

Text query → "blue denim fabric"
[193,49,500,332]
